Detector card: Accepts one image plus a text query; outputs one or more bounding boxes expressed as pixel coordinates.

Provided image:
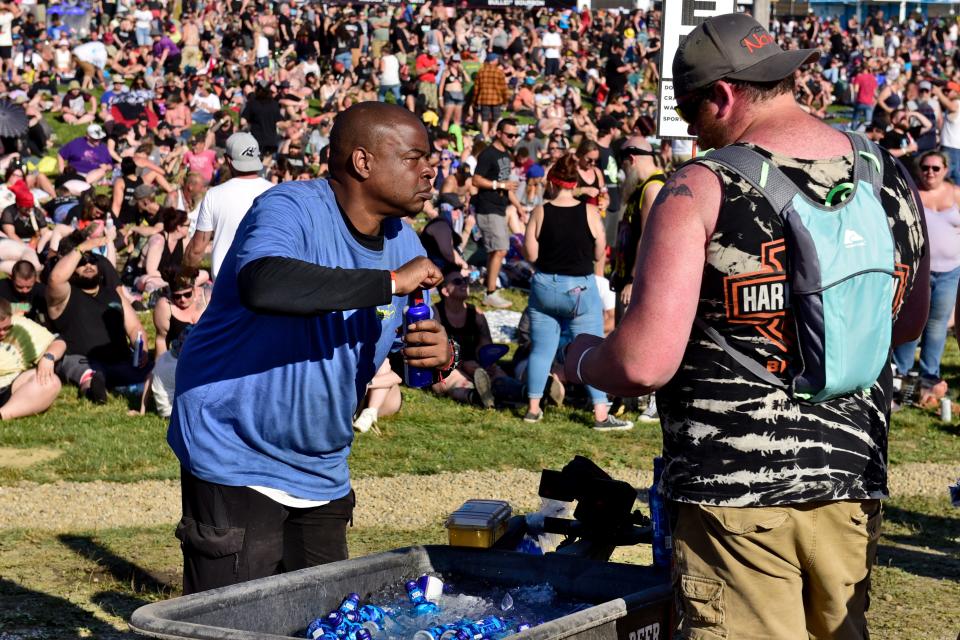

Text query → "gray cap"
[672,13,819,99]
[133,183,156,200]
[225,132,263,172]
[919,80,933,91]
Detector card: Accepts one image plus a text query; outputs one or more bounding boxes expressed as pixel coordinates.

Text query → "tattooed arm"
[566,164,722,396]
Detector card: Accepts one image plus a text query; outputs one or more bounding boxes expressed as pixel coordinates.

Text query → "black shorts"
[0,385,10,406]
[479,105,502,122]
[0,46,12,60]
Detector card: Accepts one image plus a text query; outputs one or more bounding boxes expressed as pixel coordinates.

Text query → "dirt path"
[1,463,955,532]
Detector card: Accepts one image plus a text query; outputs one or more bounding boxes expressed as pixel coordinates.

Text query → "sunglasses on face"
[674,88,710,124]
[502,132,520,139]
[171,289,194,300]
[921,164,944,173]
[77,252,97,266]
[622,147,657,158]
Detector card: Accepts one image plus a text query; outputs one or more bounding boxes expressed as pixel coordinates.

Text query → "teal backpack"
[694,133,898,403]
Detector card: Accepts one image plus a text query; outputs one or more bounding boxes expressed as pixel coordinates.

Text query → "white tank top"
[925,203,960,272]
[380,54,400,86]
[941,108,960,149]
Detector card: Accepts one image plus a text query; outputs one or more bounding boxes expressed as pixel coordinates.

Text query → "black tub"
[130,546,671,640]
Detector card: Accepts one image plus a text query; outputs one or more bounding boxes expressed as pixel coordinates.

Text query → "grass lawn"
[0,333,957,638]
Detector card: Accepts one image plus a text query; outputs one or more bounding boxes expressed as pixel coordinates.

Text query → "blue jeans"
[527,272,606,405]
[378,84,401,103]
[893,265,960,380]
[334,51,353,71]
[944,146,960,190]
[135,27,152,47]
[851,103,874,131]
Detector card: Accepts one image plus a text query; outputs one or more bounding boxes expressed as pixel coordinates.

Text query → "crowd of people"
[0,2,957,427]
[0,2,953,636]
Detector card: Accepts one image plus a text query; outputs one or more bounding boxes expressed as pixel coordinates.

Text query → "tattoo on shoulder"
[653,179,693,207]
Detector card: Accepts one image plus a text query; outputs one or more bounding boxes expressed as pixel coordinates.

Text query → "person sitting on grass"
[0,297,65,420]
[131,266,208,419]
[431,268,524,408]
[353,359,402,434]
[0,260,47,325]
[1,181,53,256]
[45,230,150,403]
[57,124,114,187]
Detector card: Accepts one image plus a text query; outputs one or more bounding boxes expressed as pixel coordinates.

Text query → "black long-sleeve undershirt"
[238,257,393,315]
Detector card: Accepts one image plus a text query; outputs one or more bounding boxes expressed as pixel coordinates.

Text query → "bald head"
[329,103,425,180]
[623,136,653,153]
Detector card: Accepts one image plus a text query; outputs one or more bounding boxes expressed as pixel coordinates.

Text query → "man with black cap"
[565,13,929,639]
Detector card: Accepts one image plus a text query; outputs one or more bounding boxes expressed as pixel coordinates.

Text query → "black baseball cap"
[672,13,819,99]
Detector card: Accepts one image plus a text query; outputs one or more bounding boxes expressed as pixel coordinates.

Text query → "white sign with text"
[658,0,735,138]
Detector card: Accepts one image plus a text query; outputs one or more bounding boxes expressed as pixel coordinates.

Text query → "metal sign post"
[657,0,735,139]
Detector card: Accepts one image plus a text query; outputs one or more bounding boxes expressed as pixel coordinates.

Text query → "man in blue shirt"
[168,103,451,593]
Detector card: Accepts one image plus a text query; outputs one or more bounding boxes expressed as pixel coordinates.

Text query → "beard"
[621,163,641,205]
[71,271,102,290]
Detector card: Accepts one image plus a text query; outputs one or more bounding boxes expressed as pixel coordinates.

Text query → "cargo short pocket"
[699,505,788,536]
[175,516,245,559]
[847,500,883,542]
[678,575,726,639]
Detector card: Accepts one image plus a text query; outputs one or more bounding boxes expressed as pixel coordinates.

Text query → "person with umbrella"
[0,96,28,141]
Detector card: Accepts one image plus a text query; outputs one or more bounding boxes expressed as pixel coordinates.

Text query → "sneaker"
[85,371,108,405]
[353,407,379,434]
[473,369,495,409]
[638,395,659,423]
[593,415,634,431]
[482,291,512,309]
[523,410,543,423]
[545,373,565,407]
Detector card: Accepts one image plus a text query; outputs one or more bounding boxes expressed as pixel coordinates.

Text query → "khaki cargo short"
[672,500,882,640]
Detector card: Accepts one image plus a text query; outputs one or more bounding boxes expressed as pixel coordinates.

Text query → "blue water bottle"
[132,330,144,368]
[405,578,439,615]
[358,604,393,632]
[470,616,509,637]
[649,456,672,568]
[404,294,434,388]
[338,593,361,614]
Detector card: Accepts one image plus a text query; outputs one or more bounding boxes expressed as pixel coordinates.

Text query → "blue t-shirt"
[167,180,424,500]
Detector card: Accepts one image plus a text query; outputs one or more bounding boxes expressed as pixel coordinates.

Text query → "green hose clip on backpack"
[693,132,898,403]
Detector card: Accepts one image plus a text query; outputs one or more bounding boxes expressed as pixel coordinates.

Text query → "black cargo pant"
[176,468,355,595]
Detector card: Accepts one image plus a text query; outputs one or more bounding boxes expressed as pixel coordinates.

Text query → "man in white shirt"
[183,133,273,280]
[542,22,562,77]
[0,2,22,80]
[190,84,221,124]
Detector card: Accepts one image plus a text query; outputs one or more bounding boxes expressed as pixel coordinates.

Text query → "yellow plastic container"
[445,499,512,548]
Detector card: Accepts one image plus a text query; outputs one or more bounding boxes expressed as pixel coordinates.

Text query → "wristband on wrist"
[42,352,55,362]
[576,346,595,385]
[493,180,499,190]
[390,271,397,295]
[434,338,460,382]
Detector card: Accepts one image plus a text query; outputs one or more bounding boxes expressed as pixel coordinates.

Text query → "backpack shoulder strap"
[684,146,792,391]
[693,318,787,389]
[695,145,800,219]
[846,131,884,192]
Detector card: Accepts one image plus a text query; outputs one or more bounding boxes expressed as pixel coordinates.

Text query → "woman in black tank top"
[154,267,207,356]
[520,155,632,430]
[136,208,200,294]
